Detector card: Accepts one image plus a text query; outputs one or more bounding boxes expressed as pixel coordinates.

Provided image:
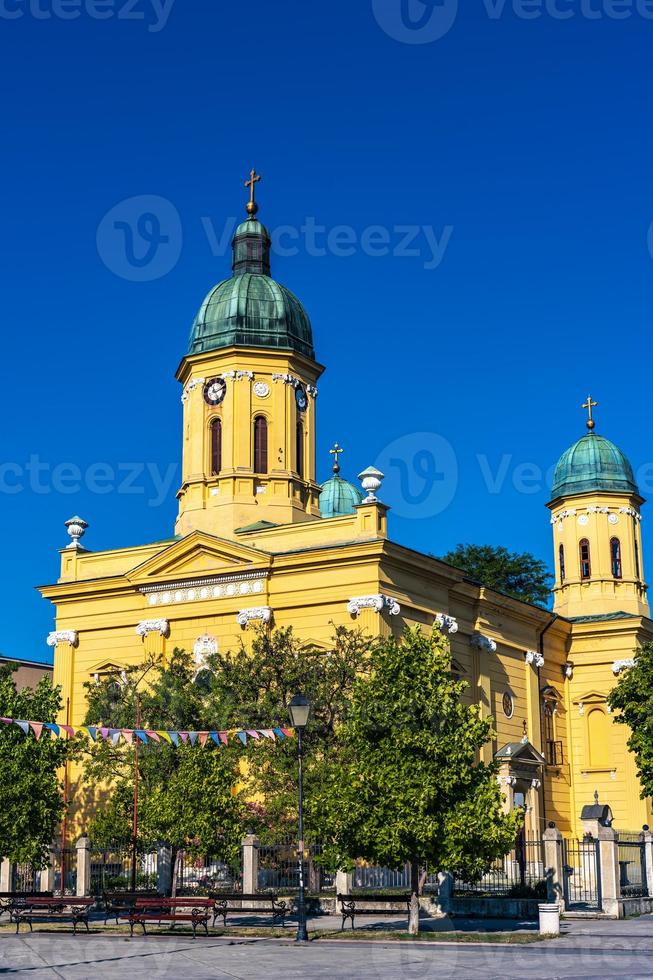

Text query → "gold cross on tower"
[245,168,261,217]
[582,395,598,431]
[330,443,344,474]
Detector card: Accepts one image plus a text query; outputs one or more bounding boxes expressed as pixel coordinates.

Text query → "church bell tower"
[175,173,324,539]
[548,397,648,619]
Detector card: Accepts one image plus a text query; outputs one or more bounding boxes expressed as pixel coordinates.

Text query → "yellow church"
[41,176,652,839]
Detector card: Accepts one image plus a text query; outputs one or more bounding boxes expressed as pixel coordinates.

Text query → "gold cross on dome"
[245,168,261,216]
[582,395,598,431]
[330,443,344,474]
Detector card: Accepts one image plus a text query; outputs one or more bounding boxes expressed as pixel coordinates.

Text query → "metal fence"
[453,836,546,897]
[563,837,601,910]
[175,852,241,894]
[257,839,334,893]
[353,862,411,890]
[90,843,157,895]
[617,831,648,898]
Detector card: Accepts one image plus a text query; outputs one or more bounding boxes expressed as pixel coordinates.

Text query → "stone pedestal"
[242,835,260,895]
[75,835,91,897]
[157,845,172,895]
[543,824,565,909]
[0,859,12,892]
[335,870,353,913]
[40,847,57,893]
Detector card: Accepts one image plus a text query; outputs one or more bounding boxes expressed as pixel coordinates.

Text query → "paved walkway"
[2,915,653,978]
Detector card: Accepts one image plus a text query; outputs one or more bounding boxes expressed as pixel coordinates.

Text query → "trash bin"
[538,902,560,936]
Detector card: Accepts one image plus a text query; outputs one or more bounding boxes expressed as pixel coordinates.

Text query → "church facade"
[41,178,653,839]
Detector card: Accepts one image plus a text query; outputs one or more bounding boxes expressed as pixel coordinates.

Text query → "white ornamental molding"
[612,658,637,676]
[551,507,577,527]
[237,606,273,628]
[525,650,545,669]
[470,634,497,654]
[499,775,517,787]
[136,619,170,639]
[563,662,575,680]
[587,505,610,515]
[181,378,206,403]
[347,595,401,617]
[143,571,268,607]
[620,506,642,522]
[435,613,459,635]
[271,373,318,397]
[193,635,218,675]
[47,630,78,648]
[531,778,542,790]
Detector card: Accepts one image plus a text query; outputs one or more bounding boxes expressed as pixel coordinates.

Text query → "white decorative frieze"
[47,630,78,648]
[525,650,545,669]
[435,613,459,635]
[143,571,267,607]
[587,505,610,515]
[181,378,206,403]
[136,619,170,638]
[347,594,401,617]
[271,373,317,397]
[531,778,542,790]
[470,634,497,653]
[619,507,642,522]
[237,606,273,628]
[193,635,218,675]
[612,658,636,676]
[499,775,517,787]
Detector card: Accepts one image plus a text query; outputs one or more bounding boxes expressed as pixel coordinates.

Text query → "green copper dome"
[188,212,315,360]
[319,474,363,518]
[550,432,639,501]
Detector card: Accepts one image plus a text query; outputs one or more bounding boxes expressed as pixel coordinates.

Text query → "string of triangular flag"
[0,717,294,747]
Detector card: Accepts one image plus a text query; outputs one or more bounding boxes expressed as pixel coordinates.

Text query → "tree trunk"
[408,858,420,935]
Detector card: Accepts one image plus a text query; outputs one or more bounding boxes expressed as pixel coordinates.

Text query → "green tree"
[313,627,521,934]
[608,644,653,796]
[440,543,552,607]
[83,650,244,890]
[0,665,70,868]
[207,626,371,840]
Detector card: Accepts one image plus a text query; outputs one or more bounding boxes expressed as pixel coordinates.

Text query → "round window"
[502,691,514,719]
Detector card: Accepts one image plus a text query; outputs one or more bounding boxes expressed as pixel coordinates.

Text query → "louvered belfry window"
[254,416,268,473]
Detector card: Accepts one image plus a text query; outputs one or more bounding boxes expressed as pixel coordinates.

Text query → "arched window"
[253,416,268,473]
[210,418,222,476]
[610,537,622,579]
[635,537,641,580]
[296,421,304,479]
[559,544,566,583]
[579,538,591,579]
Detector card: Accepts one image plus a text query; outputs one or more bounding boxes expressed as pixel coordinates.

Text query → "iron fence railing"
[257,839,334,893]
[453,836,546,897]
[89,843,157,895]
[175,853,241,894]
[617,831,648,898]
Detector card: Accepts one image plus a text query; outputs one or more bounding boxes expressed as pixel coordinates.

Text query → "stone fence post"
[75,835,91,897]
[242,834,259,894]
[0,858,12,892]
[543,823,565,909]
[157,845,172,895]
[643,828,653,899]
[40,846,57,893]
[335,869,353,913]
[597,826,621,917]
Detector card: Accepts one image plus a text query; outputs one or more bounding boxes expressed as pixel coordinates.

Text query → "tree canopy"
[608,644,653,798]
[311,627,521,932]
[0,665,69,867]
[440,543,552,607]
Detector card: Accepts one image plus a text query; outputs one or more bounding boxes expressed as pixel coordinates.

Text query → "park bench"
[122,896,215,938]
[210,892,289,928]
[337,893,412,930]
[0,892,52,920]
[102,890,160,924]
[13,896,96,934]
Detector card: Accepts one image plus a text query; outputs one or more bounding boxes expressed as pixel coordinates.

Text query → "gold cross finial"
[329,443,344,474]
[582,395,598,431]
[245,168,261,217]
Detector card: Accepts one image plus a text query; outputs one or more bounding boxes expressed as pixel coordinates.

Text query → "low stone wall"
[449,897,540,920]
[619,896,653,918]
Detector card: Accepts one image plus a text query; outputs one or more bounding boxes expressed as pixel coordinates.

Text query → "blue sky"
[2,0,653,663]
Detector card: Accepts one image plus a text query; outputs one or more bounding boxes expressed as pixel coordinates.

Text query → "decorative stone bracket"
[47,630,79,648]
[347,595,401,617]
[271,373,318,397]
[237,606,273,628]
[613,658,636,676]
[470,633,497,653]
[435,613,459,635]
[525,650,545,668]
[563,662,574,680]
[136,619,170,639]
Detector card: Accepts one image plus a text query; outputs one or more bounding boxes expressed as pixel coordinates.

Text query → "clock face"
[204,378,227,406]
[295,385,308,412]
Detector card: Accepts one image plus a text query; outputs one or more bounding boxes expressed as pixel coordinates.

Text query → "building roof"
[550,431,639,501]
[319,474,364,518]
[187,215,315,360]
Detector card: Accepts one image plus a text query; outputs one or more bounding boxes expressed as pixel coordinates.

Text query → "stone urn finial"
[358,466,384,503]
[65,516,88,551]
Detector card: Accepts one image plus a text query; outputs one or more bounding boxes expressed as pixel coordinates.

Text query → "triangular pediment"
[126,531,269,584]
[573,690,607,706]
[495,740,546,766]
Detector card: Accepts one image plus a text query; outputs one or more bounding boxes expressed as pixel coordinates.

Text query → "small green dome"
[550,432,639,501]
[319,474,363,518]
[188,213,315,360]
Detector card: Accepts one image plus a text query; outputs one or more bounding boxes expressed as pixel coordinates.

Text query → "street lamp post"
[288,694,311,943]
